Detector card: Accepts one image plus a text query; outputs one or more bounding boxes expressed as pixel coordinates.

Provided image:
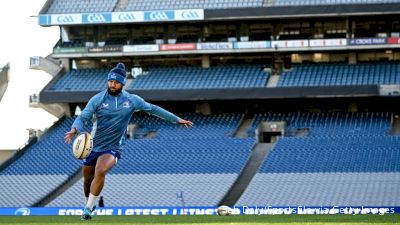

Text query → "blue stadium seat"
[277,62,400,87]
[46,0,117,14]
[129,65,269,90]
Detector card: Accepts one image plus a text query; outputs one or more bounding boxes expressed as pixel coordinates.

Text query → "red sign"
[160,43,196,51]
[388,37,400,44]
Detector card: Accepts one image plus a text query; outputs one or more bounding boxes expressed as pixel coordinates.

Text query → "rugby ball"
[72,133,93,160]
[217,205,232,216]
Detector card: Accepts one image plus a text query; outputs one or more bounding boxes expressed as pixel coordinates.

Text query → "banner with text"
[197,42,233,50]
[88,46,122,53]
[2,206,399,216]
[39,9,204,26]
[271,40,308,48]
[233,41,271,49]
[387,37,400,45]
[53,47,86,54]
[309,39,347,47]
[123,45,159,52]
[160,43,196,51]
[348,38,387,45]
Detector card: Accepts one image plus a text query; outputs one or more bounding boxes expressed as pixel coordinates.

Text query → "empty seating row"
[125,0,263,11]
[0,117,80,207]
[131,113,242,139]
[248,111,392,137]
[239,109,400,207]
[43,0,400,14]
[48,65,268,92]
[262,136,400,173]
[46,0,117,14]
[278,62,400,87]
[0,175,69,207]
[47,113,254,207]
[112,137,254,174]
[48,173,239,207]
[48,62,400,92]
[130,65,269,90]
[237,172,400,206]
[49,69,109,91]
[1,117,79,175]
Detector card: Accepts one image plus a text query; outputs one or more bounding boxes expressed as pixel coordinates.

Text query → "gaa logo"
[149,12,171,20]
[180,11,200,19]
[86,14,106,23]
[118,13,136,21]
[56,15,74,23]
[15,208,31,216]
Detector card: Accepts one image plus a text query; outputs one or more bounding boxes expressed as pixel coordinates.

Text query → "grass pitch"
[0,214,399,225]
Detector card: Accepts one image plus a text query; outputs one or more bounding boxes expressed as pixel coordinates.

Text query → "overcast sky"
[0,0,60,149]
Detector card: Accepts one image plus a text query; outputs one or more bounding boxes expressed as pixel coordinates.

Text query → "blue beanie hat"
[108,63,126,85]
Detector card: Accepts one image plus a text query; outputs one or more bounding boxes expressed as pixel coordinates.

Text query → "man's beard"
[108,87,122,96]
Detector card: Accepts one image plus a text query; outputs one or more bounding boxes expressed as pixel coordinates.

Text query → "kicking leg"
[86,154,117,210]
[91,153,117,195]
[81,154,116,220]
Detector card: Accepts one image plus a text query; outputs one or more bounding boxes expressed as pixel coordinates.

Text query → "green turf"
[0,214,399,225]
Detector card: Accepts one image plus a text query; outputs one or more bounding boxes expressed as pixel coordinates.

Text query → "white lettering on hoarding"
[123,45,159,52]
[56,15,74,23]
[181,11,199,19]
[235,41,268,49]
[52,14,81,25]
[309,39,346,47]
[349,38,386,45]
[197,42,232,50]
[160,44,196,51]
[175,9,204,21]
[272,40,308,48]
[112,12,144,22]
[149,12,170,20]
[118,13,136,21]
[87,14,106,23]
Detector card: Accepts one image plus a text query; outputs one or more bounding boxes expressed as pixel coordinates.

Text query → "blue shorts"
[83,150,121,166]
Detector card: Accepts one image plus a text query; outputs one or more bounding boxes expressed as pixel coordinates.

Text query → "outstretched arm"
[178,119,193,128]
[133,95,193,127]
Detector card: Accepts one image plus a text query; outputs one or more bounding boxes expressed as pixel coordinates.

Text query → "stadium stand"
[130,113,242,139]
[25,0,400,213]
[45,62,400,92]
[47,65,269,92]
[49,69,109,91]
[42,0,400,14]
[237,111,400,206]
[123,0,264,11]
[47,113,255,207]
[130,65,269,90]
[0,118,80,207]
[46,0,117,14]
[277,62,400,87]
[248,111,393,137]
[8,110,395,208]
[237,172,400,206]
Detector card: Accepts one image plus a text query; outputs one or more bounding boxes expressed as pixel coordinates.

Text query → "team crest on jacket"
[123,101,130,108]
[101,103,109,109]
